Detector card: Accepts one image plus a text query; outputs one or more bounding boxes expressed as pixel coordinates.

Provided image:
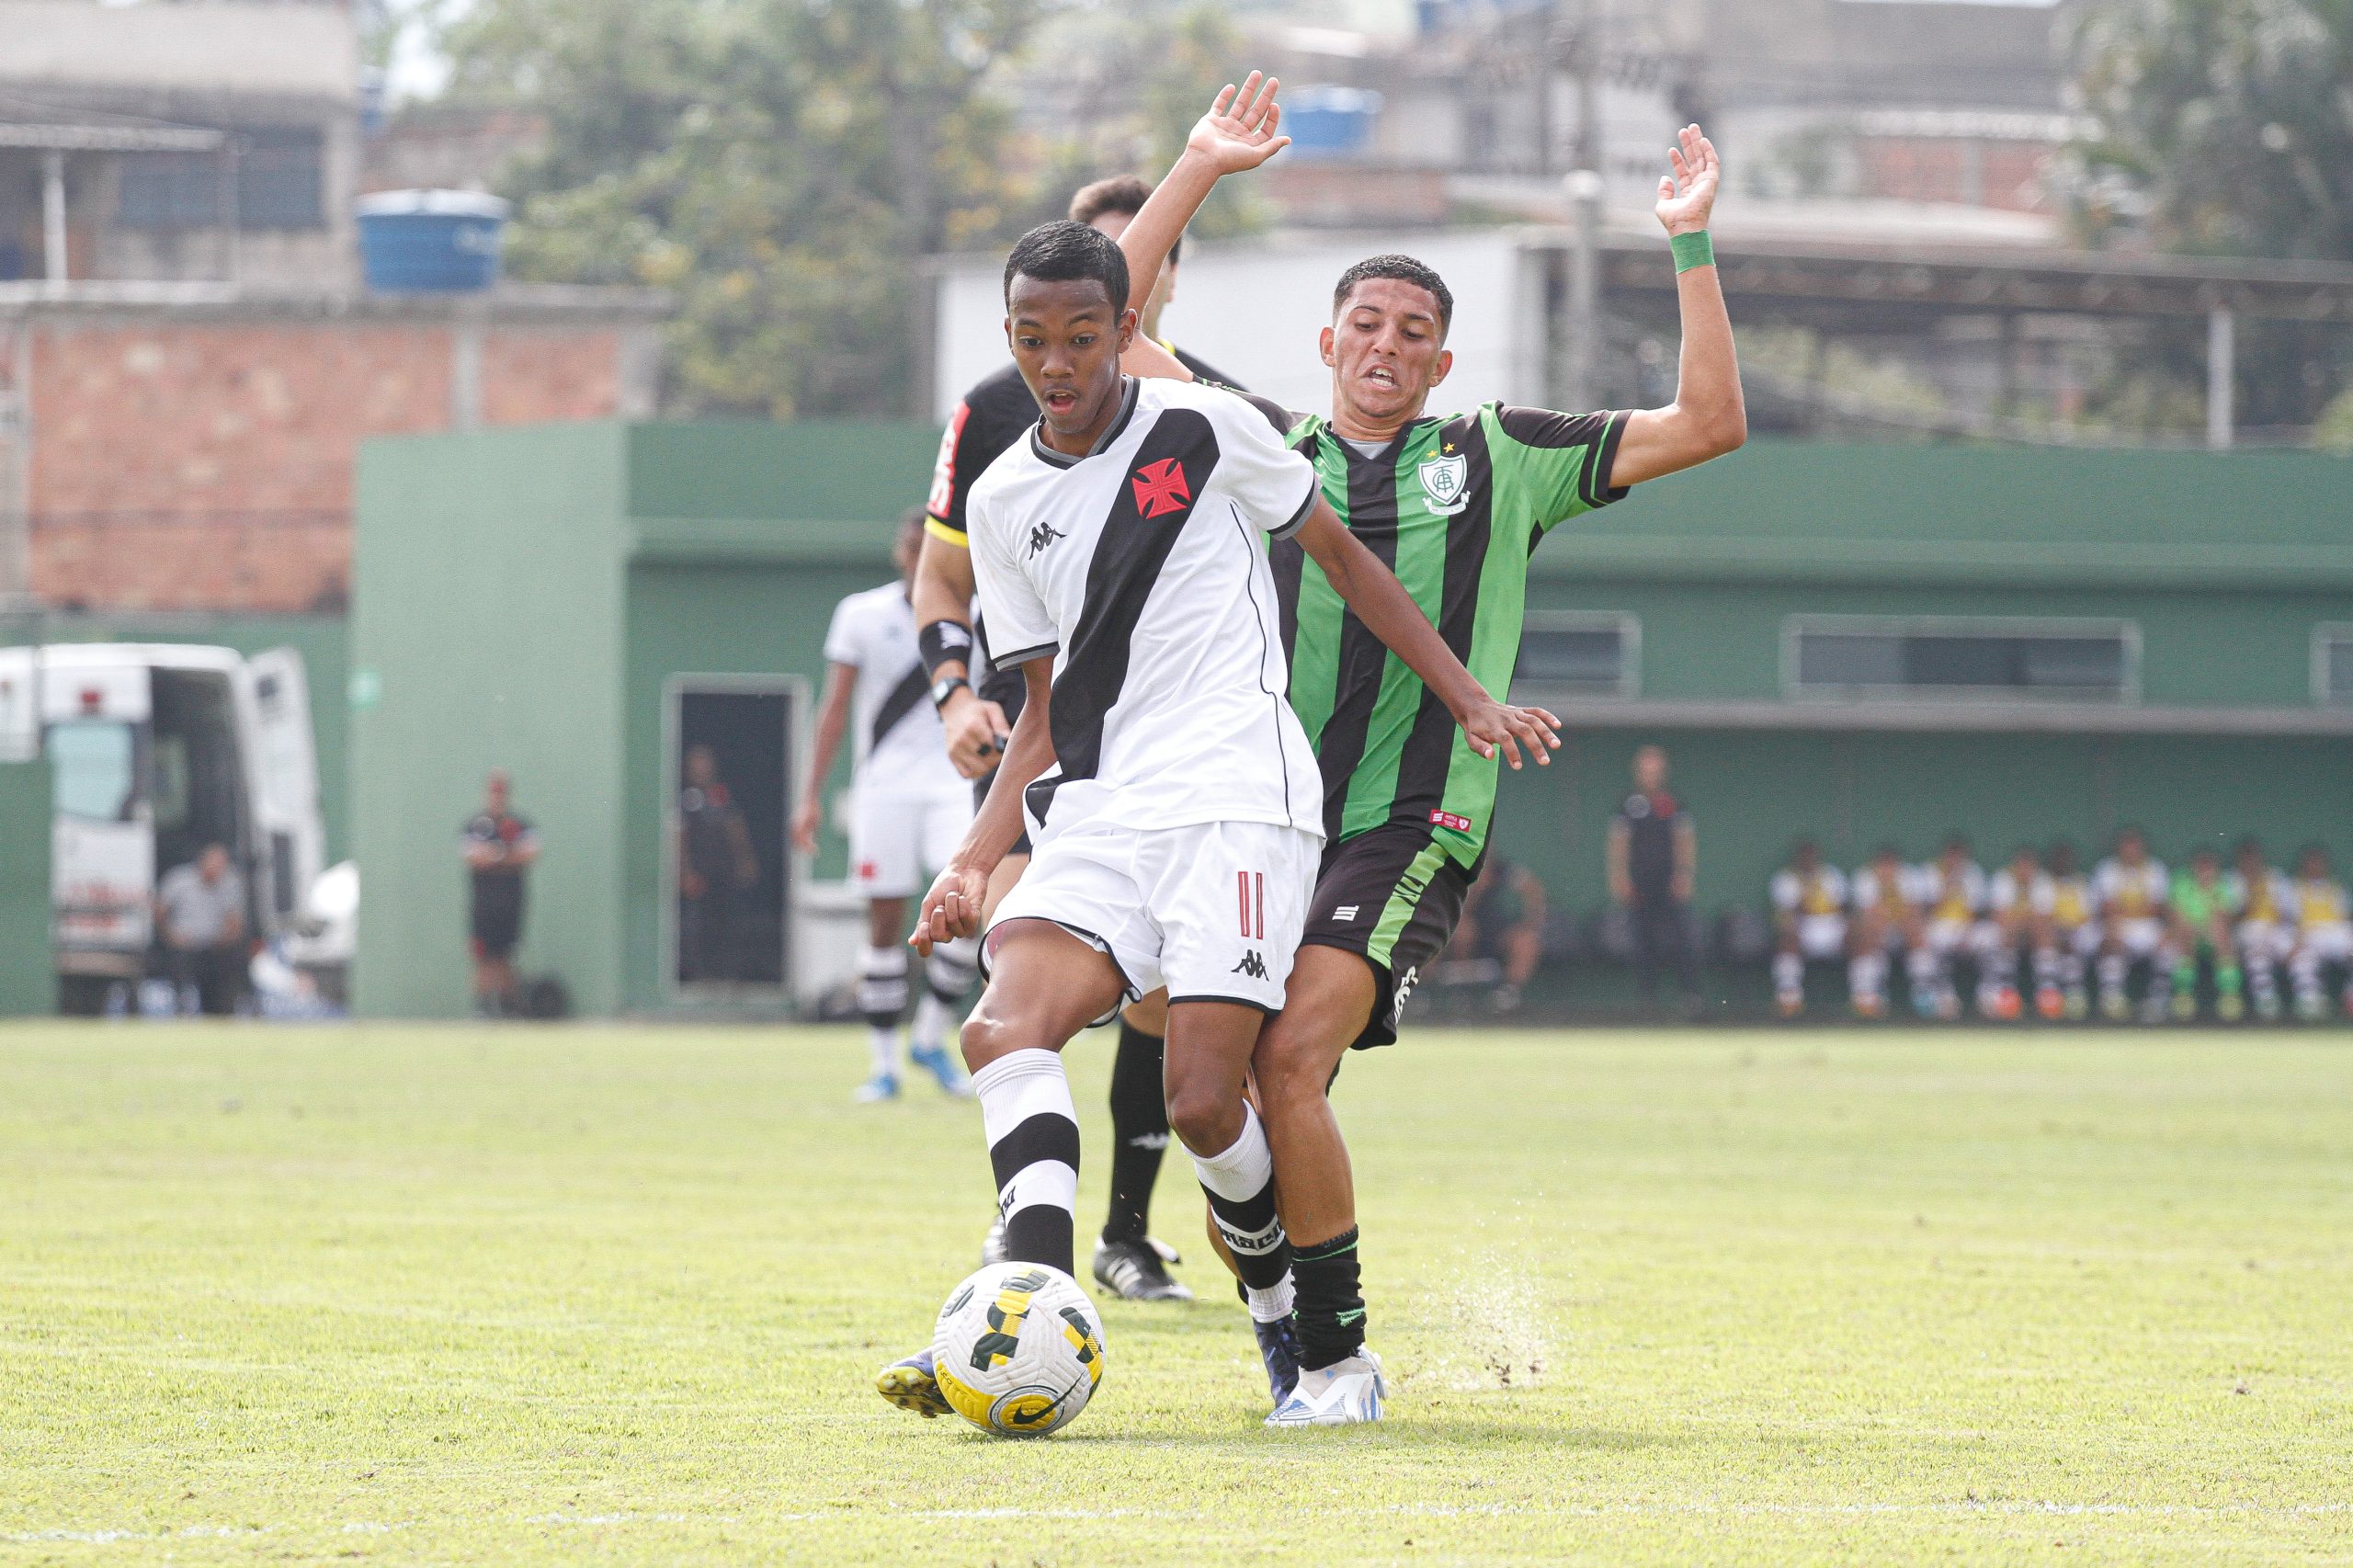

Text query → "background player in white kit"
[795,510,980,1100]
[1916,835,1994,1020]
[1986,844,2063,1020]
[1768,838,1847,1018]
[2093,827,2174,1022]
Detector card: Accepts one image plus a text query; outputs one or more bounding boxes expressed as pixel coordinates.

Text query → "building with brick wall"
[0,282,666,612]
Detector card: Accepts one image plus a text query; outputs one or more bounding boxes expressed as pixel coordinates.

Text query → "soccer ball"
[930,1261,1106,1437]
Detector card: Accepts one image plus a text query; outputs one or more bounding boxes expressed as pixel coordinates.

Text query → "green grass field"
[3,1022,2349,1566]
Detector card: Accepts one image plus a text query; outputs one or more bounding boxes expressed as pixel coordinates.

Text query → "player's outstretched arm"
[910,660,1057,956]
[1293,498,1563,770]
[1118,74,1289,345]
[1610,124,1746,489]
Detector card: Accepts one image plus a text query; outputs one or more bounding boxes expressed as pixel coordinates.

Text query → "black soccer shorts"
[1299,824,1477,1049]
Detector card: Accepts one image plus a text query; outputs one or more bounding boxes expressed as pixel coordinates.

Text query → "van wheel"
[57,975,113,1017]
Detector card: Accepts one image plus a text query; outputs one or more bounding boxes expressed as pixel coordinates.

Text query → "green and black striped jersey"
[1255,398,1630,868]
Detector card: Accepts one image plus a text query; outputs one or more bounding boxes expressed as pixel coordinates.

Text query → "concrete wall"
[0,758,53,1017]
[351,423,631,1018]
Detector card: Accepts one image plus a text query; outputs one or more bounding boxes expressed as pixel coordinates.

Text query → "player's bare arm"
[909,659,1056,956]
[790,661,858,853]
[1291,497,1563,769]
[1609,125,1746,487]
[1115,72,1288,363]
[911,533,1011,778]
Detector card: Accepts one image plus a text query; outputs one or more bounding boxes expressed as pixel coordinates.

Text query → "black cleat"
[1254,1312,1303,1406]
[1092,1235,1195,1302]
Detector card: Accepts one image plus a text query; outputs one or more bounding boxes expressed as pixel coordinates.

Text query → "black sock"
[1293,1227,1366,1371]
[1101,1021,1167,1246]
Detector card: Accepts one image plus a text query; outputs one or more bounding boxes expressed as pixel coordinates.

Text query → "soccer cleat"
[2170,989,2198,1022]
[853,1073,900,1103]
[1253,1312,1304,1406]
[2140,994,2175,1026]
[2253,991,2281,1022]
[2034,983,2066,1021]
[2296,994,2327,1023]
[876,1346,952,1419]
[1265,1348,1387,1428]
[1983,985,2021,1022]
[2217,990,2245,1023]
[1853,994,1886,1020]
[2099,991,2131,1022]
[980,1214,1008,1266]
[2064,985,2090,1020]
[1775,994,1803,1019]
[1093,1236,1195,1302]
[1911,988,1943,1021]
[909,1044,973,1097]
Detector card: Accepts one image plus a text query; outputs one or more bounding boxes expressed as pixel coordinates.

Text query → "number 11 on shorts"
[1238,871,1266,939]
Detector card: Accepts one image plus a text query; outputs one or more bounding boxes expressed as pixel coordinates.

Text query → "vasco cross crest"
[1419,451,1469,515]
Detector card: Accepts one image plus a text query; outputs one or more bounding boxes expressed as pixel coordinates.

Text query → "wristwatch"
[929,675,971,710]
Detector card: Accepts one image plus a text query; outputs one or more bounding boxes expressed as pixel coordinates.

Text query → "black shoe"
[1254,1313,1303,1406]
[1092,1235,1194,1301]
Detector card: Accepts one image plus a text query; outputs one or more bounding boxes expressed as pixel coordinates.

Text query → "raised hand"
[1654,123,1721,236]
[1186,71,1290,176]
[1458,699,1564,772]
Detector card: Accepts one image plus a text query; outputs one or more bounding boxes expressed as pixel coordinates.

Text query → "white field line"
[8,1500,2350,1543]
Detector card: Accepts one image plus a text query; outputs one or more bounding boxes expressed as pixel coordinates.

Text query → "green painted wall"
[0,759,53,1016]
[1,612,352,860]
[349,423,2352,1016]
[351,422,631,1018]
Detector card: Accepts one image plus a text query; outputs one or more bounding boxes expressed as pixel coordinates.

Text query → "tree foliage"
[438,0,1045,418]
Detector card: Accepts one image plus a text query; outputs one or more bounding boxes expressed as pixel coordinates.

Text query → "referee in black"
[1608,744,1701,1016]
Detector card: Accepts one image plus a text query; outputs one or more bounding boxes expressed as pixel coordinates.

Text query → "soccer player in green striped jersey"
[1115,117,1746,1425]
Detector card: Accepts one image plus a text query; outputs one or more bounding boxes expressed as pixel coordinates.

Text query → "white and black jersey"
[967,376,1325,842]
[822,583,965,791]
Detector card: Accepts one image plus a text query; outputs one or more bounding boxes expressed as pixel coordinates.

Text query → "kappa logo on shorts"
[1231,950,1268,981]
[1131,457,1192,519]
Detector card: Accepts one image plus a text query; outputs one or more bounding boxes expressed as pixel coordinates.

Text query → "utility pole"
[1561,0,1603,413]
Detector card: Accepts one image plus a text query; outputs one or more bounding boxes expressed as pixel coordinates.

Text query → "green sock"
[2171,960,2197,993]
[2217,963,2243,996]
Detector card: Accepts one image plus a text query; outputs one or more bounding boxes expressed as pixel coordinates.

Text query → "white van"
[0,643,325,1014]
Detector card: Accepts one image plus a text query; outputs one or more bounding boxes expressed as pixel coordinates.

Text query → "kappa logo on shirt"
[1131,457,1192,519]
[1026,519,1067,558]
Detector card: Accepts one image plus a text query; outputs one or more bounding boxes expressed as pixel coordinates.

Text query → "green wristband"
[1669,230,1714,274]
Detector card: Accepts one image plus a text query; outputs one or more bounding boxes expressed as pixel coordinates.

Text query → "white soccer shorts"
[847,783,973,899]
[1793,914,1847,960]
[985,817,1319,1012]
[2237,919,2297,963]
[1923,915,1992,957]
[2107,915,2166,957]
[2298,922,2353,964]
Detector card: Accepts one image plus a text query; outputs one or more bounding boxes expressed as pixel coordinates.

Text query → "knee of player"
[1165,1081,1242,1156]
[1253,1022,1336,1108]
[959,1007,1015,1072]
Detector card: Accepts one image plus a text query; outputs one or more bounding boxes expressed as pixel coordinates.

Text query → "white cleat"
[1264,1349,1388,1428]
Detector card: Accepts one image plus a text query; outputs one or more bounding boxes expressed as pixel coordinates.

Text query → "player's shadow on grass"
[1130,1415,1669,1451]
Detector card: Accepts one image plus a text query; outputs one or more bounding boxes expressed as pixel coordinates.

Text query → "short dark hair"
[1069,175,1179,265]
[1332,254,1454,336]
[1004,220,1131,315]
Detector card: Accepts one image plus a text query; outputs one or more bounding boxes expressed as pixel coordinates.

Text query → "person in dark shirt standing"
[1608,744,1699,1014]
[677,744,758,983]
[460,768,539,1017]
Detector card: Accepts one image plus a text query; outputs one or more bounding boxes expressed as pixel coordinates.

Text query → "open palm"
[1654,123,1721,235]
[1187,71,1289,175]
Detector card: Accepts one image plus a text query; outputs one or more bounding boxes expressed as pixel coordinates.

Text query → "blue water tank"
[355,189,511,293]
[1282,86,1383,159]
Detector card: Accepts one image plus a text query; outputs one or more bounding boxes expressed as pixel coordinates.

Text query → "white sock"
[911,992,951,1054]
[1245,1274,1297,1324]
[868,1025,897,1078]
[1189,1104,1289,1298]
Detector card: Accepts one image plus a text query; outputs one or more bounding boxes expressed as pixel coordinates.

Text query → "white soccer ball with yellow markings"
[931,1261,1106,1437]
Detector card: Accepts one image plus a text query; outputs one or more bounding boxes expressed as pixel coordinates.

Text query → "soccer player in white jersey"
[794,511,979,1101]
[2093,826,2173,1022]
[1768,837,1847,1017]
[1987,843,2063,1021]
[2286,844,2353,1020]
[2228,837,2297,1021]
[1847,845,1926,1018]
[874,204,1559,1426]
[1915,835,1991,1020]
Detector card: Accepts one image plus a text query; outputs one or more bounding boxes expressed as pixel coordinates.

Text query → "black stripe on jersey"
[1392,415,1495,817]
[1024,407,1223,829]
[1270,426,1323,669]
[868,663,933,752]
[1307,438,1407,844]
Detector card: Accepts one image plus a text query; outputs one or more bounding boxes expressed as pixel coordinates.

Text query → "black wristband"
[918,619,975,681]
